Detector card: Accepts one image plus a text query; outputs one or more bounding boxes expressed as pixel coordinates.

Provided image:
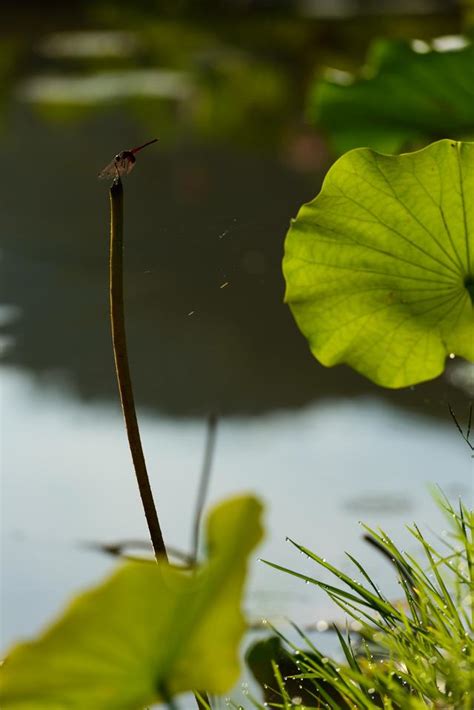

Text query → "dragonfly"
[98,138,158,180]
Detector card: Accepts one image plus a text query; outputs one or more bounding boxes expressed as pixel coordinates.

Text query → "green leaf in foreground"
[0,495,263,709]
[283,139,474,388]
[308,37,474,154]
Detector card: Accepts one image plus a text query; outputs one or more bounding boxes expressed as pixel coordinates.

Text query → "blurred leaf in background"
[308,36,474,154]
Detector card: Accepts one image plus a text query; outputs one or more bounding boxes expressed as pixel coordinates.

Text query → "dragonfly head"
[115,150,135,163]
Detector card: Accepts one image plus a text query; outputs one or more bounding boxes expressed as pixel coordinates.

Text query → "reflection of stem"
[86,539,193,566]
[192,413,218,562]
[109,178,167,562]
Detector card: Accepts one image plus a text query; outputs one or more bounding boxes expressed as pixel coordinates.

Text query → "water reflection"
[17,69,192,104]
[342,492,414,514]
[37,31,140,59]
[2,368,470,650]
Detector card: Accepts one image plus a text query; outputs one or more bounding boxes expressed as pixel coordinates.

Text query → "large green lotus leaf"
[308,38,474,154]
[0,495,263,709]
[283,139,474,388]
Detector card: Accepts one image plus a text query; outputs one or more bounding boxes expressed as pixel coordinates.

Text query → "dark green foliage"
[308,38,474,154]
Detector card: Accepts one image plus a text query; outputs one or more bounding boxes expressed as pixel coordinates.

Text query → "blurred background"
[1,0,473,674]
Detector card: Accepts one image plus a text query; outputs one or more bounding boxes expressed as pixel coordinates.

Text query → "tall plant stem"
[109,178,209,710]
[109,177,167,562]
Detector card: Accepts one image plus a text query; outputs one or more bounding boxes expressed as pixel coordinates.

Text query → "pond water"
[0,3,472,700]
[1,366,471,683]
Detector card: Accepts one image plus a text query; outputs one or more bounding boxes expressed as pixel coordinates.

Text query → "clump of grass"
[256,493,473,709]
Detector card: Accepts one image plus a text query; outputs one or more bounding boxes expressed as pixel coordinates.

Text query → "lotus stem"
[109,177,167,562]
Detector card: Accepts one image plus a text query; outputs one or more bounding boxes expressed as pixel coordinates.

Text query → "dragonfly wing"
[98,153,136,179]
[98,159,119,180]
